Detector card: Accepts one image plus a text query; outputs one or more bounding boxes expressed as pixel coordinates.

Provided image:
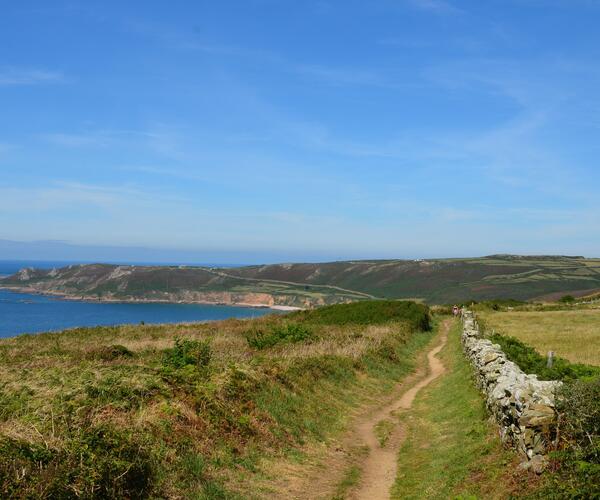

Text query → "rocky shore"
[0,285,304,311]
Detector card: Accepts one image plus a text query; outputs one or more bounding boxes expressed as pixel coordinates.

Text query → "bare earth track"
[353,319,450,499]
[274,319,450,499]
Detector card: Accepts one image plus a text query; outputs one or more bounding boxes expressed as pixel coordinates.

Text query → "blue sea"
[0,260,273,338]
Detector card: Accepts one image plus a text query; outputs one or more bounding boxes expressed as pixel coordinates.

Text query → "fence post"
[547,351,554,368]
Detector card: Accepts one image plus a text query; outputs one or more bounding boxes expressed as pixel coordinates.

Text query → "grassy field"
[0,300,434,498]
[391,320,536,499]
[479,309,600,366]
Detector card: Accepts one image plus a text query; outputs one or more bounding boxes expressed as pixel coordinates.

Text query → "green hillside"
[2,255,600,305]
[0,301,432,498]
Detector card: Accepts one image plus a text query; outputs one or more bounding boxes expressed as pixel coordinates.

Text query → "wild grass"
[0,300,432,498]
[391,320,535,499]
[479,309,600,366]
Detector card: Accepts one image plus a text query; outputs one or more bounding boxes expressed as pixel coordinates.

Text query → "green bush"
[246,323,313,350]
[163,338,212,370]
[538,378,600,498]
[488,333,600,381]
[559,294,576,304]
[0,426,156,498]
[289,300,431,331]
[475,299,526,311]
[87,344,134,361]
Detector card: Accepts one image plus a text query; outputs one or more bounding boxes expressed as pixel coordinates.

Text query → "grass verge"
[0,300,433,498]
[391,320,535,499]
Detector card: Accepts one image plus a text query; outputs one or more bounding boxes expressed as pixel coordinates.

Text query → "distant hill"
[2,255,600,306]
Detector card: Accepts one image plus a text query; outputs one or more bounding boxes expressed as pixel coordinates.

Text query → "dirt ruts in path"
[352,318,450,500]
[272,320,451,500]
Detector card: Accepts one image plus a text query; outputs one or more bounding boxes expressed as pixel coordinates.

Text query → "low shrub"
[246,323,313,349]
[0,385,33,421]
[0,426,156,499]
[87,344,134,361]
[488,333,600,381]
[476,298,526,311]
[290,300,431,331]
[538,378,600,498]
[558,294,576,304]
[162,338,212,370]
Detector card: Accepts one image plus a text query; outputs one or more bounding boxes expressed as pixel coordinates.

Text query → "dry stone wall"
[461,311,560,472]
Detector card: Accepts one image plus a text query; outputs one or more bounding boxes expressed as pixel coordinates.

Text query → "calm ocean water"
[0,260,273,338]
[0,289,274,338]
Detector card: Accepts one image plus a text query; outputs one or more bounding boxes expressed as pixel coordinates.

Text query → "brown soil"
[353,318,449,499]
[270,319,451,499]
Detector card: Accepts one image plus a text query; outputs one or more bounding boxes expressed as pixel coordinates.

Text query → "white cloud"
[293,64,387,87]
[0,68,64,86]
[406,0,463,14]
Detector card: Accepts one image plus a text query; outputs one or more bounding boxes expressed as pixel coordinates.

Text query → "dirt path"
[352,318,450,499]
[270,319,451,500]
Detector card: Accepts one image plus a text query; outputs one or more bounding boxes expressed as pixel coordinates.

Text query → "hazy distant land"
[2,254,600,307]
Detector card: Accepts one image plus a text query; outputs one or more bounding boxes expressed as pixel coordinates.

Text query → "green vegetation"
[479,309,600,366]
[4,254,600,306]
[470,298,527,310]
[392,320,528,499]
[162,337,212,370]
[289,299,431,330]
[537,378,600,499]
[245,322,313,349]
[559,294,576,304]
[0,300,433,498]
[487,333,600,381]
[477,309,600,498]
[332,464,363,500]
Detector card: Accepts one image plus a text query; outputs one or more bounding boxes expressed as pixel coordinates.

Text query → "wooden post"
[547,351,554,368]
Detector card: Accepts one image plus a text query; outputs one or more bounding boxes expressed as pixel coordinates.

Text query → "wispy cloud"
[406,0,463,15]
[0,143,14,155]
[0,68,64,86]
[293,64,387,87]
[126,20,394,90]
[39,127,179,157]
[42,132,109,148]
[0,180,187,213]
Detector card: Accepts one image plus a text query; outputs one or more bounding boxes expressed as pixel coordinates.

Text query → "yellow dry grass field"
[481,309,600,366]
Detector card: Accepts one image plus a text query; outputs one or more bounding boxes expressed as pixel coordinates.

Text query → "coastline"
[0,285,304,311]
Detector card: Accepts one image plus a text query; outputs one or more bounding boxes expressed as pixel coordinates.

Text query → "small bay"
[0,289,274,338]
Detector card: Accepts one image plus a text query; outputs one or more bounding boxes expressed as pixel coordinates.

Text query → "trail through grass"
[0,300,434,498]
[391,320,530,499]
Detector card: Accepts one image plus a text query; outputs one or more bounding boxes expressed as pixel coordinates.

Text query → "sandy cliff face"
[0,281,318,309]
[0,264,358,309]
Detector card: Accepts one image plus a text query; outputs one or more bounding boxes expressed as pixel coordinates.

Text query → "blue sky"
[1,0,600,262]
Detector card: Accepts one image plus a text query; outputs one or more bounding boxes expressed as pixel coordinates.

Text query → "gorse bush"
[557,378,600,453]
[87,344,134,361]
[0,299,432,498]
[538,378,600,498]
[246,322,313,349]
[482,317,600,497]
[559,294,576,304]
[474,298,526,311]
[0,426,156,499]
[488,333,600,381]
[162,337,212,369]
[290,300,431,331]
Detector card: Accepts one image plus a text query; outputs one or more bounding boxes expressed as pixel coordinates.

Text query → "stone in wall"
[461,311,560,473]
